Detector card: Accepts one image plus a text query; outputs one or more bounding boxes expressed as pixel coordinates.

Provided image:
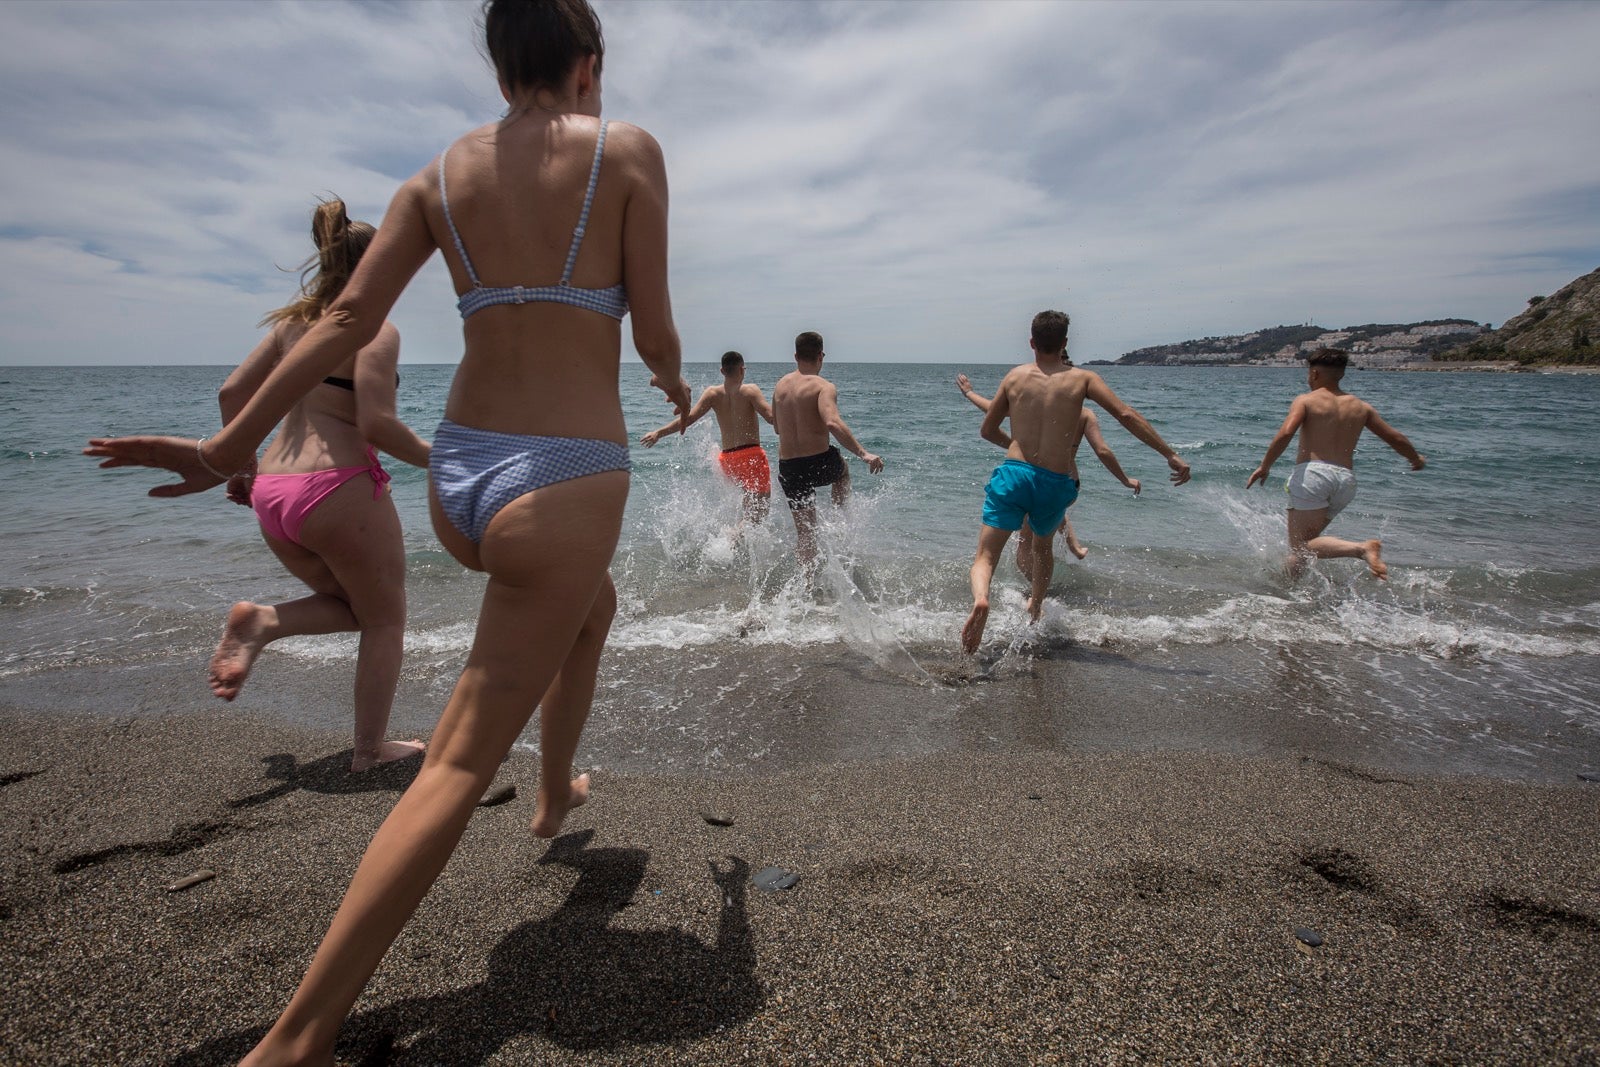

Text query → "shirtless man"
[771,331,884,572]
[963,310,1190,654]
[1246,347,1425,580]
[956,371,1141,563]
[641,350,776,524]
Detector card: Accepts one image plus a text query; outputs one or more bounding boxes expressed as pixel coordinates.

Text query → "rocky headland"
[1102,265,1600,371]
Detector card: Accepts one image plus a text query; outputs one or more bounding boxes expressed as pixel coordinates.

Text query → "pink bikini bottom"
[252,447,391,546]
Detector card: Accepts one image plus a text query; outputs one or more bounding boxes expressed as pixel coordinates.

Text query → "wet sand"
[1,707,1597,1064]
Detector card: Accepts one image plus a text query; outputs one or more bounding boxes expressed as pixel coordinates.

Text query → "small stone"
[753,866,799,891]
[1578,771,1600,783]
[478,784,516,807]
[1294,927,1324,948]
[701,811,734,827]
[1027,793,1043,801]
[166,869,216,893]
[1043,963,1064,980]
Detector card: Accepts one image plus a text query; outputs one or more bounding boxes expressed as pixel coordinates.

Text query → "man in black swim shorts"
[771,331,884,573]
[777,444,847,508]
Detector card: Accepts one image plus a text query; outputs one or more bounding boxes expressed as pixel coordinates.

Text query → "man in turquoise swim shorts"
[962,310,1192,654]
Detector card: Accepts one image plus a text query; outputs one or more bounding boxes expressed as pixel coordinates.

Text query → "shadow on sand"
[170,830,764,1065]
[227,750,424,810]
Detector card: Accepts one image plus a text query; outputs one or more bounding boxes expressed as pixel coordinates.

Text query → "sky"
[0,0,1596,367]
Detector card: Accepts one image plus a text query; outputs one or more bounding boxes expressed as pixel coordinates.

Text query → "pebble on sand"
[1294,927,1324,948]
[700,811,735,827]
[753,866,799,891]
[477,784,517,808]
[166,869,216,893]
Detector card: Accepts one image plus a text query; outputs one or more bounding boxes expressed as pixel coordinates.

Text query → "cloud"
[0,0,1595,366]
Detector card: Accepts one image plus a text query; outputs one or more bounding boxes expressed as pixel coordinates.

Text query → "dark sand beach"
[1,708,1597,1065]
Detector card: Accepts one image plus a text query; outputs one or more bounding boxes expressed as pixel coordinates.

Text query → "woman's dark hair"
[261,199,376,327]
[484,0,604,95]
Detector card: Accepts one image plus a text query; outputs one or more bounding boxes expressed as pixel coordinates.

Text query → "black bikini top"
[322,372,401,391]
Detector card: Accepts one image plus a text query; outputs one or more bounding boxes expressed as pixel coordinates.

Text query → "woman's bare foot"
[961,600,990,654]
[349,739,426,773]
[1363,539,1388,580]
[1026,595,1045,623]
[531,772,590,838]
[1067,538,1088,560]
[209,601,272,701]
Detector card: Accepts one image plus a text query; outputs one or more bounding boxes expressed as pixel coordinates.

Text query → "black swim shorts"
[777,445,846,509]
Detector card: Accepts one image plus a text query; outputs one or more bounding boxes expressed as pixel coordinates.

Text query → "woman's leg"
[242,471,628,1067]
[298,479,421,771]
[530,573,616,836]
[209,531,358,701]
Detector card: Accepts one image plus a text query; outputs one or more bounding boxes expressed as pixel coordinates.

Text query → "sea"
[3,363,1598,784]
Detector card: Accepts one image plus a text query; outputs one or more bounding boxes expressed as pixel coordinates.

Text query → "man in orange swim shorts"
[642,350,776,524]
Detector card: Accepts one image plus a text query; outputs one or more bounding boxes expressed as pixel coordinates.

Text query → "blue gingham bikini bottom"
[429,419,631,544]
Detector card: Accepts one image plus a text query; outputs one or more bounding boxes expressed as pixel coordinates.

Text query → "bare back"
[772,371,835,459]
[705,383,767,450]
[255,321,395,475]
[422,115,656,445]
[1294,390,1374,468]
[995,364,1092,477]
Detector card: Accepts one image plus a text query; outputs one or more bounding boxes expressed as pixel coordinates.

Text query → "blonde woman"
[88,1,689,1060]
[215,198,431,772]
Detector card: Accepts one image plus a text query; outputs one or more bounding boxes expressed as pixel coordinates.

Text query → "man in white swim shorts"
[1246,347,1426,580]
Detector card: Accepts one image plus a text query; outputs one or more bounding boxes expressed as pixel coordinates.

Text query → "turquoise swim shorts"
[981,458,1079,534]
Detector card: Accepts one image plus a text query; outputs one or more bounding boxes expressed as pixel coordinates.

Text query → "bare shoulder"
[356,320,401,361]
[741,382,767,398]
[701,384,722,400]
[604,121,665,169]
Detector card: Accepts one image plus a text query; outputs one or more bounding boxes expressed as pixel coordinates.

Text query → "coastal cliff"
[1111,320,1486,369]
[1440,267,1600,366]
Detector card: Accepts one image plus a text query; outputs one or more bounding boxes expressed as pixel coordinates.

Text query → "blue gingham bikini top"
[438,120,628,321]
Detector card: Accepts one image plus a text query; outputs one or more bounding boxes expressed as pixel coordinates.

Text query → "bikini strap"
[364,446,392,500]
[559,120,609,286]
[437,147,482,289]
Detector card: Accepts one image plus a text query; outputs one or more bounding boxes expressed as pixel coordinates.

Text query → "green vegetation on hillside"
[1442,267,1600,366]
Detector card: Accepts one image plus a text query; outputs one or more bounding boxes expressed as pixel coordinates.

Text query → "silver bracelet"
[195,437,235,480]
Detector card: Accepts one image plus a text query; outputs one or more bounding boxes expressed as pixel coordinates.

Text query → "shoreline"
[2,708,1596,1063]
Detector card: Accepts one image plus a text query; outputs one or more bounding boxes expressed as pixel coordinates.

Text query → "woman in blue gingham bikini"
[86,2,691,1060]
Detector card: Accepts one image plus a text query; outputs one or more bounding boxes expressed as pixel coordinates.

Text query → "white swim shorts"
[1286,460,1357,518]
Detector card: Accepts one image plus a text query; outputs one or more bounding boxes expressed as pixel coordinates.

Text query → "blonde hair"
[260,198,376,327]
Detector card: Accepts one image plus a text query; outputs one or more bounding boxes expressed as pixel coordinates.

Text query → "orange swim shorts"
[717,443,771,495]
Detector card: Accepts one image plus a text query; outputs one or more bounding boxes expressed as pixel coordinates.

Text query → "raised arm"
[956,372,991,413]
[818,382,883,473]
[619,124,690,424]
[1082,410,1139,494]
[979,379,1012,450]
[218,324,288,425]
[87,174,440,495]
[641,387,714,446]
[1086,373,1189,485]
[748,384,776,427]
[354,322,430,468]
[213,323,288,503]
[1365,407,1425,470]
[1245,398,1306,488]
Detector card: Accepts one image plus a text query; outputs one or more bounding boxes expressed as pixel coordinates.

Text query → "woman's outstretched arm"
[87,175,439,495]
